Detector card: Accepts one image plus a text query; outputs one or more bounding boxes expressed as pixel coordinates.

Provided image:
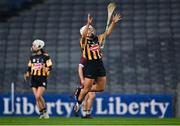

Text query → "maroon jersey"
[79,56,86,68]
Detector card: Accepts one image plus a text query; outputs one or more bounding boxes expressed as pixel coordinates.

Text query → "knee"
[89,93,96,100]
[35,95,41,101]
[96,78,106,92]
[83,83,92,93]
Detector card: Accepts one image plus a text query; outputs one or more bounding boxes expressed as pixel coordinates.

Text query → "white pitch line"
[0,124,179,126]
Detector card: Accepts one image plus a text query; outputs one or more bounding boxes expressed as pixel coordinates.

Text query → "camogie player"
[74,13,121,113]
[24,39,52,119]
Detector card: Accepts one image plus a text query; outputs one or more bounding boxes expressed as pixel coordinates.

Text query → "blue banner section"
[0,93,173,118]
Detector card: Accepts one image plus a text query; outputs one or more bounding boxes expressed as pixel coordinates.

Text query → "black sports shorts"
[31,76,47,89]
[84,59,106,79]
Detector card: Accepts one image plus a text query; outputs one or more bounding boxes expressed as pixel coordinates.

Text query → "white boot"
[43,112,50,119]
[39,114,44,119]
[74,102,81,113]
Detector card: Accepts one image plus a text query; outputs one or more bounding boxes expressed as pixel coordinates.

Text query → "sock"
[82,110,87,116]
[77,100,82,105]
[87,110,91,115]
[39,109,43,115]
[40,108,47,114]
[43,108,47,113]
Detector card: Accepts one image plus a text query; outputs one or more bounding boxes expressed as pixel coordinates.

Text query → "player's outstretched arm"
[106,13,122,36]
[98,13,122,43]
[81,14,93,38]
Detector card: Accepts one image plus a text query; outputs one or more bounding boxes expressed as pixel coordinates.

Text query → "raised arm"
[106,13,122,36]
[81,14,93,38]
[98,13,122,43]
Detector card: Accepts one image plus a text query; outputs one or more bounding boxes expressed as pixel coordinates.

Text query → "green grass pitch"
[0,117,180,125]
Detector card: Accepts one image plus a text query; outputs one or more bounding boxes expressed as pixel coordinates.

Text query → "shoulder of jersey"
[30,54,35,58]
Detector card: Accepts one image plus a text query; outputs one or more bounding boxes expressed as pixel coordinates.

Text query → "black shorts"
[31,76,47,89]
[84,59,106,79]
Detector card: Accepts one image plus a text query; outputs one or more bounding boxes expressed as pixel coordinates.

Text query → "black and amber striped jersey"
[80,35,103,60]
[26,53,52,77]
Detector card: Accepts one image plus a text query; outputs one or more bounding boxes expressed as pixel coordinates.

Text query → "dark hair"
[40,49,48,55]
[40,49,44,53]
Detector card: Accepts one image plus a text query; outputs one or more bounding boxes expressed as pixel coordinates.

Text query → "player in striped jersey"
[24,39,52,119]
[74,13,121,113]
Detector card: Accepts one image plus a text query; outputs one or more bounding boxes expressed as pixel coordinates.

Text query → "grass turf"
[0,117,180,125]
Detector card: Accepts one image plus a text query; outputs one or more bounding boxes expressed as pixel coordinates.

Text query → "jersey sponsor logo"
[90,44,99,51]
[32,63,43,70]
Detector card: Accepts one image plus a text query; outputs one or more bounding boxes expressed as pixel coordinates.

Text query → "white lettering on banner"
[23,97,34,115]
[96,97,170,118]
[150,99,158,115]
[15,97,21,114]
[139,102,149,115]
[159,103,169,118]
[2,96,170,118]
[62,102,74,117]
[116,97,128,115]
[96,98,108,114]
[46,102,55,115]
[3,98,12,114]
[108,97,114,115]
[56,100,63,115]
[55,100,74,117]
[129,102,139,115]
[150,99,169,118]
[3,97,74,117]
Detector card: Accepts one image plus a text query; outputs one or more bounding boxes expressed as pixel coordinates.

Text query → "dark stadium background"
[0,0,180,119]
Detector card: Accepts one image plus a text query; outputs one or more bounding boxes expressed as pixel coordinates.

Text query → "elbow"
[48,66,52,71]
